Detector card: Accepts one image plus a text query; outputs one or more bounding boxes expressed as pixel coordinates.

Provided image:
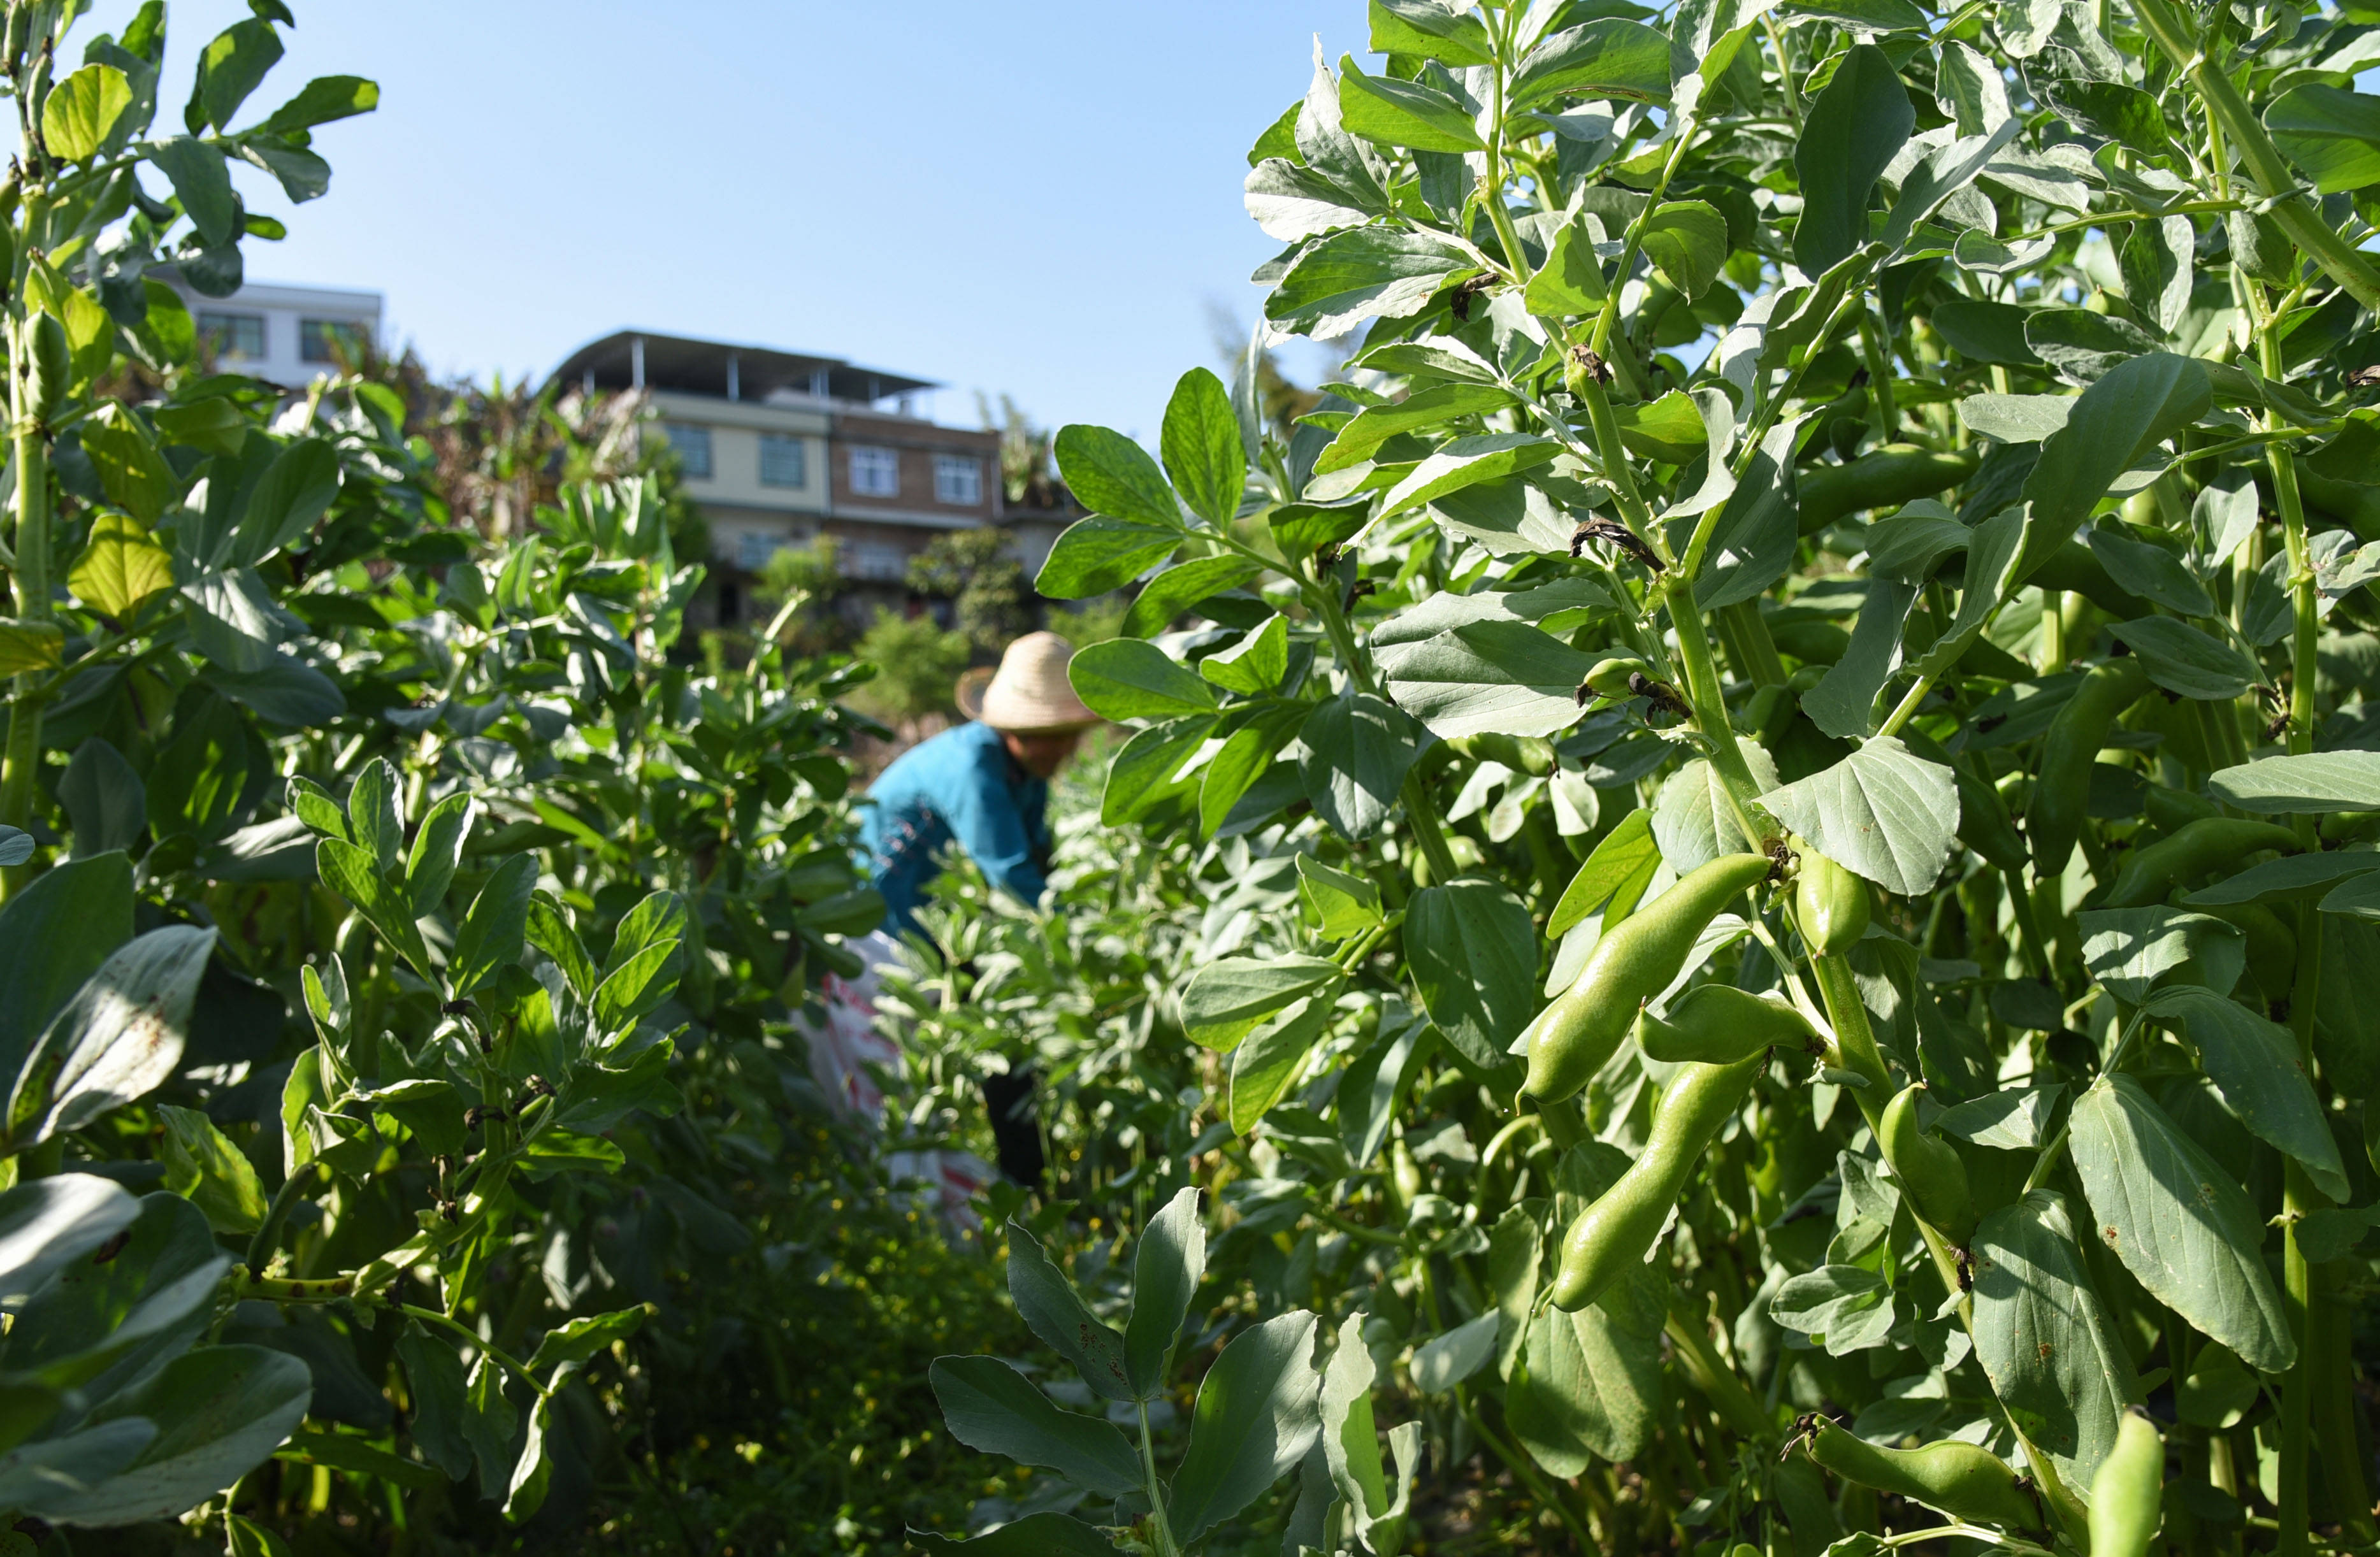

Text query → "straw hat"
[958,631,1100,733]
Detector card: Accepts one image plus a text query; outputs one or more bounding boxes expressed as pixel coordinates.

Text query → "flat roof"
[549,330,935,404]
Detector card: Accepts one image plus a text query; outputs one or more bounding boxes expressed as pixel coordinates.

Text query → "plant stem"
[2130,0,2380,311]
[1459,1393,1599,1551]
[0,326,50,900]
[398,1302,549,1398]
[1807,949,1889,1131]
[1136,1400,1181,1557]
[1668,573,1768,847]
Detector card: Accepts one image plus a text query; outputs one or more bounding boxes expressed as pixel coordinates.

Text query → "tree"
[906,526,1032,656]
[850,606,972,734]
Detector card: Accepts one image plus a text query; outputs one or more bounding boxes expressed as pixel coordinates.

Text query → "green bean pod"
[1800,1416,2043,1531]
[2026,657,2151,878]
[1549,1052,1763,1310]
[1878,1082,1975,1245]
[1636,984,1817,1065]
[2196,900,2299,996]
[2102,817,2301,908]
[1795,849,1870,958]
[2087,1407,2163,1557]
[1796,445,1980,536]
[1584,656,1652,699]
[1522,852,1773,1105]
[2143,782,2220,837]
[1446,731,1558,777]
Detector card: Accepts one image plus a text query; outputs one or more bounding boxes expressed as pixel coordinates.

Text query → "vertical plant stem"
[0,373,50,901]
[1137,1401,1179,1557]
[1667,574,1767,847]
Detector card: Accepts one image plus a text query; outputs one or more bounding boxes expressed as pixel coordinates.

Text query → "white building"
[161,277,382,390]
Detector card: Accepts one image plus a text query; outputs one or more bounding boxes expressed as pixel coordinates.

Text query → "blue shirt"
[860,721,1052,936]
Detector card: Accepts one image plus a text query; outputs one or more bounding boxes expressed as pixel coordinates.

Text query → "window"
[843,541,907,580]
[198,312,265,361]
[662,422,713,479]
[759,434,808,488]
[848,445,899,497]
[735,531,795,571]
[934,455,983,506]
[299,318,367,364]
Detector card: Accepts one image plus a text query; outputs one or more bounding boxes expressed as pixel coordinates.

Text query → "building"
[162,277,382,390]
[549,331,1014,624]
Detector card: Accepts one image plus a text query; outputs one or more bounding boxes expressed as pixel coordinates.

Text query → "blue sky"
[83,1,1374,443]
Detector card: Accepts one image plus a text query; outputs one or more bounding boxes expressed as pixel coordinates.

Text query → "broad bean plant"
[923,1,2380,1554]
[0,2,888,1546]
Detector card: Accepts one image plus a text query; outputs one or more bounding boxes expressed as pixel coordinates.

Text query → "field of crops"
[10,1,2380,1554]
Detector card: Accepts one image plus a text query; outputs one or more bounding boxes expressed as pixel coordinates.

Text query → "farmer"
[858,629,1099,936]
[817,631,1097,1192]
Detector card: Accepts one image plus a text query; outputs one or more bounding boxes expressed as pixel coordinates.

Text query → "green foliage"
[907,526,1034,656]
[851,607,974,729]
[906,1,2380,1551]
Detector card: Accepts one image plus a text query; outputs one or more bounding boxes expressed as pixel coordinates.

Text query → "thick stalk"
[2130,0,2380,311]
[0,401,50,900]
[1668,574,1767,847]
[1807,949,1889,1131]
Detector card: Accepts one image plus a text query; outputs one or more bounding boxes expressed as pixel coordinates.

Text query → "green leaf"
[0,618,65,675]
[2019,353,2209,568]
[1053,425,1181,530]
[1970,1189,2137,1488]
[521,1309,645,1376]
[1301,692,1425,841]
[60,741,144,861]
[908,1514,1120,1557]
[1802,578,1919,738]
[1548,808,1659,938]
[1069,638,1216,722]
[405,794,474,917]
[1198,705,1303,836]
[1695,417,1805,609]
[1379,433,1562,520]
[274,1429,439,1491]
[1381,619,1596,740]
[1005,1219,1133,1402]
[449,854,537,996]
[1759,737,1958,895]
[1101,717,1212,826]
[1244,157,1380,243]
[1524,217,1612,320]
[1369,0,1493,66]
[1405,881,1536,1070]
[1125,1186,1207,1398]
[2209,752,2380,813]
[1792,45,1914,275]
[15,926,216,1147]
[250,75,379,136]
[26,1344,310,1525]
[1640,201,1729,299]
[2070,1074,2295,1374]
[1181,956,1345,1052]
[1508,18,1673,110]
[2185,851,2380,907]
[2079,907,2246,1003]
[1411,1310,1500,1394]
[234,437,341,564]
[2024,309,2165,385]
[1202,615,1290,695]
[1122,556,1257,637]
[1935,1084,2063,1149]
[2143,986,2351,1203]
[1035,512,1182,598]
[1316,384,1517,475]
[68,513,173,622]
[1230,996,1332,1135]
[1266,228,1478,339]
[1160,368,1247,527]
[503,1388,556,1523]
[191,18,282,134]
[1337,56,1482,152]
[317,838,433,980]
[1506,1302,1659,1474]
[1297,854,1383,940]
[158,1104,268,1233]
[1655,750,1781,875]
[928,1361,1142,1504]
[0,1173,141,1303]
[0,852,132,1086]
[2109,617,2261,701]
[2267,83,2380,195]
[1933,299,2042,366]
[1320,1309,1408,1550]
[2089,525,2214,617]
[148,137,238,248]
[41,64,133,162]
[1167,1311,1322,1544]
